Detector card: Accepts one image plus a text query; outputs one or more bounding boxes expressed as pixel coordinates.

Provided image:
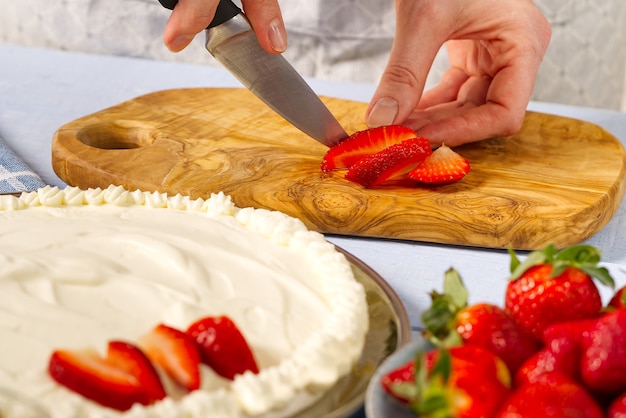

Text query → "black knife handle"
[157,0,241,28]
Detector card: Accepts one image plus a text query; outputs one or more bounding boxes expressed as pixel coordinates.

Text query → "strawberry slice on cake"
[48,341,166,411]
[186,315,259,380]
[138,323,202,392]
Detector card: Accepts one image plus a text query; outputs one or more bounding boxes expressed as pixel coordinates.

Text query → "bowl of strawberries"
[366,244,626,417]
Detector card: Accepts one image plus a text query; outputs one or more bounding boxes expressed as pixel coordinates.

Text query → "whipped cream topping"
[0,185,369,418]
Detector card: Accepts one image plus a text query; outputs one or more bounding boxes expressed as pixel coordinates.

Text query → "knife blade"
[158,0,348,147]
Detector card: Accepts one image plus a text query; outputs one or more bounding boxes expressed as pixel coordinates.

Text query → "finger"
[242,0,287,53]
[417,67,469,109]
[366,0,451,128]
[163,0,219,52]
[408,102,515,147]
[415,5,550,147]
[407,68,529,147]
[408,58,540,147]
[163,0,286,54]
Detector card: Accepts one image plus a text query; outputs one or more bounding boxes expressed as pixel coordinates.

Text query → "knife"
[157,0,348,147]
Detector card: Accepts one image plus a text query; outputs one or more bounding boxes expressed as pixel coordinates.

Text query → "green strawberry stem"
[410,350,453,417]
[509,244,615,288]
[421,268,466,347]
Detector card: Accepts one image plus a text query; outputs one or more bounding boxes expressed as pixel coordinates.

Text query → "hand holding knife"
[158,0,348,147]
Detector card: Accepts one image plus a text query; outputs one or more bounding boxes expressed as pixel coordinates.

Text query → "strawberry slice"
[321,125,418,172]
[48,341,165,411]
[139,324,202,392]
[407,143,470,185]
[344,137,432,188]
[186,315,259,380]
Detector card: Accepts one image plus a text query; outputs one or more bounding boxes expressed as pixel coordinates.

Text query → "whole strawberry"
[505,244,614,340]
[608,284,626,310]
[608,392,626,418]
[580,308,626,396]
[422,268,540,375]
[383,345,511,418]
[496,373,604,418]
[513,318,595,387]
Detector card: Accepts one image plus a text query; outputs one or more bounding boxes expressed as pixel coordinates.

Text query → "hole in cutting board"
[76,121,159,150]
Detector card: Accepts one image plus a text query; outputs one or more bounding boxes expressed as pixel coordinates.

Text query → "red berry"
[186,315,258,380]
[321,125,418,171]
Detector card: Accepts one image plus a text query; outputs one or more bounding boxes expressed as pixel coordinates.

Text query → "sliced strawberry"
[186,315,259,380]
[48,341,165,411]
[139,324,202,392]
[344,137,432,188]
[407,143,470,185]
[321,125,418,172]
[107,341,167,404]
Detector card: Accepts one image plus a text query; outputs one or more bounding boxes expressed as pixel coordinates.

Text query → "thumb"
[366,2,446,127]
[163,0,219,52]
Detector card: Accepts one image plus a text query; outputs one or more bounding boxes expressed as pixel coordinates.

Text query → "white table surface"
[2,44,625,332]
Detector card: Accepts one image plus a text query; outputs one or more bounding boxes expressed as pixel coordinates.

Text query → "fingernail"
[168,35,194,52]
[268,18,287,53]
[367,98,399,127]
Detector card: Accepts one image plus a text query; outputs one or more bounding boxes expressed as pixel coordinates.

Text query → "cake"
[0,185,369,418]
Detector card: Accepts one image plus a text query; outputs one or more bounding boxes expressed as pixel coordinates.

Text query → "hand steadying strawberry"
[505,244,614,340]
[48,341,165,411]
[381,345,511,418]
[422,268,539,375]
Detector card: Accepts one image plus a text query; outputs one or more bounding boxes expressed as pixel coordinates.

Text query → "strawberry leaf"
[508,246,521,273]
[555,245,601,265]
[509,244,615,288]
[422,269,467,348]
[509,245,552,280]
[552,245,614,288]
[578,265,615,288]
[550,259,570,278]
[411,350,453,416]
[389,381,420,403]
[442,268,469,309]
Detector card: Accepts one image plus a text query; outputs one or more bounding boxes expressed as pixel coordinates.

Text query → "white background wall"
[1,0,625,111]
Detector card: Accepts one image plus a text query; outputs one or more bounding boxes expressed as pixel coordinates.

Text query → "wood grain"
[51,88,626,250]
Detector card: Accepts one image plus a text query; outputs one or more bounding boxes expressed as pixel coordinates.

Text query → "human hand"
[162,0,287,54]
[366,0,551,147]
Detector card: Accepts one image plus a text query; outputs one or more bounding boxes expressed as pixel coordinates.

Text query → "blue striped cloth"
[0,137,46,193]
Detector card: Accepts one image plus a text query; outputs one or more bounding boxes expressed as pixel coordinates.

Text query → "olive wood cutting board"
[51,88,626,250]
